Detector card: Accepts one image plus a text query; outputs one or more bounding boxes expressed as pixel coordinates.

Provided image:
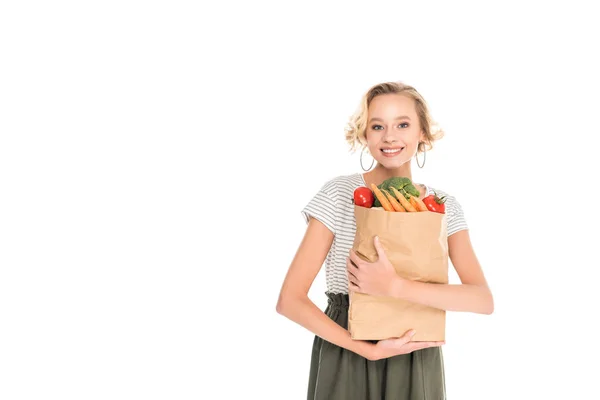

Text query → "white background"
[1,1,599,399]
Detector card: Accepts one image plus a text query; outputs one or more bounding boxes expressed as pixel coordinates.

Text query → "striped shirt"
[301,172,468,294]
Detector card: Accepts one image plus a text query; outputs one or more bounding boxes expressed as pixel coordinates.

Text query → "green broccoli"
[372,176,421,207]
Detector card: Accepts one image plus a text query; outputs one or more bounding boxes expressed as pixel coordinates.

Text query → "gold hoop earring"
[416,143,426,168]
[360,147,375,171]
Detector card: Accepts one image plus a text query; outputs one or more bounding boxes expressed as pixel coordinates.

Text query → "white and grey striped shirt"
[301,172,468,294]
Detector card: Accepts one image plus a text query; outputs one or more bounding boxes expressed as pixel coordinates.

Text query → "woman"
[276,81,494,399]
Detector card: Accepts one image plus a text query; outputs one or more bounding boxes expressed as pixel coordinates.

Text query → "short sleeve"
[447,196,469,236]
[301,185,337,235]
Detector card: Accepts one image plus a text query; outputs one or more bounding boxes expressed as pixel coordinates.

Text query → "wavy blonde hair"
[344,81,445,153]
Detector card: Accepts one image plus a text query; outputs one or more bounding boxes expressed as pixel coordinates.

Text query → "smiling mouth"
[381,147,405,156]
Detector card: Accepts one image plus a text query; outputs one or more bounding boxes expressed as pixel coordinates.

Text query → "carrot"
[390,187,417,212]
[383,189,406,212]
[409,195,419,210]
[409,194,429,212]
[370,184,394,212]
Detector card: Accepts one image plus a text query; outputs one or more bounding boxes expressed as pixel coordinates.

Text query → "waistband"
[326,292,349,308]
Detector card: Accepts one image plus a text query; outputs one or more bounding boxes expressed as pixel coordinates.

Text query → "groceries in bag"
[349,176,449,341]
[353,176,446,214]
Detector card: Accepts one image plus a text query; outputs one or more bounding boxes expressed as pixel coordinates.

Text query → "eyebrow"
[369,116,411,123]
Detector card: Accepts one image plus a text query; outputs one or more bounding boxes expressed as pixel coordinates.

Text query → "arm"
[393,229,494,314]
[348,230,494,314]
[276,218,372,357]
[282,219,445,359]
[392,229,494,314]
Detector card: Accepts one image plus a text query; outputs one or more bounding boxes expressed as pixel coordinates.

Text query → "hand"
[359,330,445,361]
[347,236,405,297]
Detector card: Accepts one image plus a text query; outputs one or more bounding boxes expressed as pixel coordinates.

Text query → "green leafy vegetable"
[372,176,420,207]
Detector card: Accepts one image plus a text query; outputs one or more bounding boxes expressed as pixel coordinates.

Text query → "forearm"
[392,278,494,314]
[276,293,368,356]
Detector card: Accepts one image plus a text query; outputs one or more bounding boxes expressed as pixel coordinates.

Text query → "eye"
[399,122,409,128]
[371,124,384,130]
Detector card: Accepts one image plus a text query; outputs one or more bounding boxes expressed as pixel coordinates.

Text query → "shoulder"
[317,173,364,198]
[302,173,362,234]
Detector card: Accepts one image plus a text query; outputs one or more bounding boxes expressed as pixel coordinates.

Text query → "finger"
[405,341,445,352]
[396,329,416,345]
[413,341,444,347]
[402,329,416,341]
[346,257,360,276]
[348,271,359,287]
[382,330,416,347]
[373,236,386,259]
[347,268,361,288]
[348,249,362,268]
[347,268,357,285]
[403,343,430,352]
[348,280,361,293]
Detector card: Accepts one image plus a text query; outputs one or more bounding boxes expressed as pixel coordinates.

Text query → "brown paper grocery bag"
[348,205,449,342]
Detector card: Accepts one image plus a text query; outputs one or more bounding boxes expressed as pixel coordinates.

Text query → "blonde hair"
[344,81,445,153]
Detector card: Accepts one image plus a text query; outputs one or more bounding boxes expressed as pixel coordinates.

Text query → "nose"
[382,130,398,143]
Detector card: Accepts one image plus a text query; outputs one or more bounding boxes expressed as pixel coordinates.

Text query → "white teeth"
[382,148,402,153]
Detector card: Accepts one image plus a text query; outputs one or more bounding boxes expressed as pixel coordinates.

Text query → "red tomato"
[422,192,447,214]
[353,186,374,208]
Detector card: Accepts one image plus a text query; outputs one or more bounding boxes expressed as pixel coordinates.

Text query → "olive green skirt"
[307,292,446,400]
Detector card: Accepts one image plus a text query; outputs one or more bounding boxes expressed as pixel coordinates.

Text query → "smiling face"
[365,93,425,170]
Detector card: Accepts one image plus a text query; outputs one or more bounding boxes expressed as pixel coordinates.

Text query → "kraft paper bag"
[348,205,449,342]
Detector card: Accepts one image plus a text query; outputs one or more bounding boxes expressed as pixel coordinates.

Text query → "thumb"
[398,329,416,345]
[385,329,416,347]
